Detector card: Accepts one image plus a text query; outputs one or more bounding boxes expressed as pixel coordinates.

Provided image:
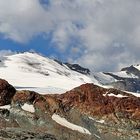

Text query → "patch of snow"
[96,120,104,124]
[89,117,105,124]
[21,103,35,113]
[112,71,138,78]
[124,91,140,97]
[103,93,128,98]
[133,65,140,71]
[52,114,91,135]
[0,105,11,110]
[93,134,101,139]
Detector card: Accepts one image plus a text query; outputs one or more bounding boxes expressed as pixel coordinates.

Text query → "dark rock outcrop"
[0,79,16,106]
[53,59,90,75]
[103,65,140,93]
[65,63,90,75]
[121,65,140,78]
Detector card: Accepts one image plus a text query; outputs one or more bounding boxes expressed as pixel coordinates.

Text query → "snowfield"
[94,72,116,84]
[0,52,139,95]
[0,52,98,94]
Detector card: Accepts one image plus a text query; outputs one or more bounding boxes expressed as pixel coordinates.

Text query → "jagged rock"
[0,81,140,140]
[0,79,16,106]
[121,65,140,78]
[58,84,140,128]
[65,63,90,75]
[103,65,140,93]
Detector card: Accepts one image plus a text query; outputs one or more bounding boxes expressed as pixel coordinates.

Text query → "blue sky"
[0,0,140,71]
[0,34,63,59]
[0,34,82,63]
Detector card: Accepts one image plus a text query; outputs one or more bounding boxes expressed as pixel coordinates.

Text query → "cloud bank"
[0,0,140,71]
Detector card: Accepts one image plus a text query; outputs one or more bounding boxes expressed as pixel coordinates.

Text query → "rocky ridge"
[99,65,140,93]
[0,79,140,139]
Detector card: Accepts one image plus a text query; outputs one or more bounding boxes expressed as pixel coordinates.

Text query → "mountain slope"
[0,79,140,140]
[95,65,140,93]
[0,52,139,94]
[0,52,99,94]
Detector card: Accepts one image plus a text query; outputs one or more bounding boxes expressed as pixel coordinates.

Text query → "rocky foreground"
[0,79,140,140]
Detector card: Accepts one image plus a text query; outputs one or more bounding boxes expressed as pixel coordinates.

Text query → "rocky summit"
[0,79,140,140]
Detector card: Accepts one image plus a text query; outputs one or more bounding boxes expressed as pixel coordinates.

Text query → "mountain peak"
[0,51,96,93]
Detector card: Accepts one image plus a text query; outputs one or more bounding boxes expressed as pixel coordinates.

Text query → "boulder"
[0,79,16,106]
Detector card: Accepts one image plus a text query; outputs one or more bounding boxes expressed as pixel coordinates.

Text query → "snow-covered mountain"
[95,65,140,93]
[0,52,139,139]
[0,52,139,93]
[0,52,99,94]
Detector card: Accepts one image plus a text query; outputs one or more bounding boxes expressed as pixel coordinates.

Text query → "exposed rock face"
[0,79,140,140]
[103,65,140,93]
[12,90,38,104]
[58,84,140,139]
[65,63,90,75]
[54,59,91,75]
[121,65,140,78]
[0,79,16,106]
[59,84,140,122]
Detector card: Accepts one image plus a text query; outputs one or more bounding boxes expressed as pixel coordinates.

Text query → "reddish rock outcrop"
[12,90,38,104]
[12,90,61,115]
[58,84,140,122]
[0,79,16,106]
[10,83,140,124]
[0,81,140,140]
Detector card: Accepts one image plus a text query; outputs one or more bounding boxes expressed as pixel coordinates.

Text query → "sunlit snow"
[103,93,128,98]
[21,103,35,113]
[52,114,91,135]
[0,52,97,94]
[89,117,105,124]
[111,71,138,78]
[0,105,11,110]
[133,65,140,71]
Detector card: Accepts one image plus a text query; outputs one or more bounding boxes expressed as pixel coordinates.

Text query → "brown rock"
[12,90,38,104]
[58,83,140,122]
[0,79,16,106]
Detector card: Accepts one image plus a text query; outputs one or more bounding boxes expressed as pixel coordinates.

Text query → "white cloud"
[0,0,140,71]
[0,50,16,59]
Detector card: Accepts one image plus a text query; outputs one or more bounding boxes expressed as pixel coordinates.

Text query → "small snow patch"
[124,91,140,97]
[89,117,105,124]
[52,114,91,135]
[93,133,101,139]
[0,105,11,110]
[134,65,140,71]
[103,93,127,98]
[21,103,35,113]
